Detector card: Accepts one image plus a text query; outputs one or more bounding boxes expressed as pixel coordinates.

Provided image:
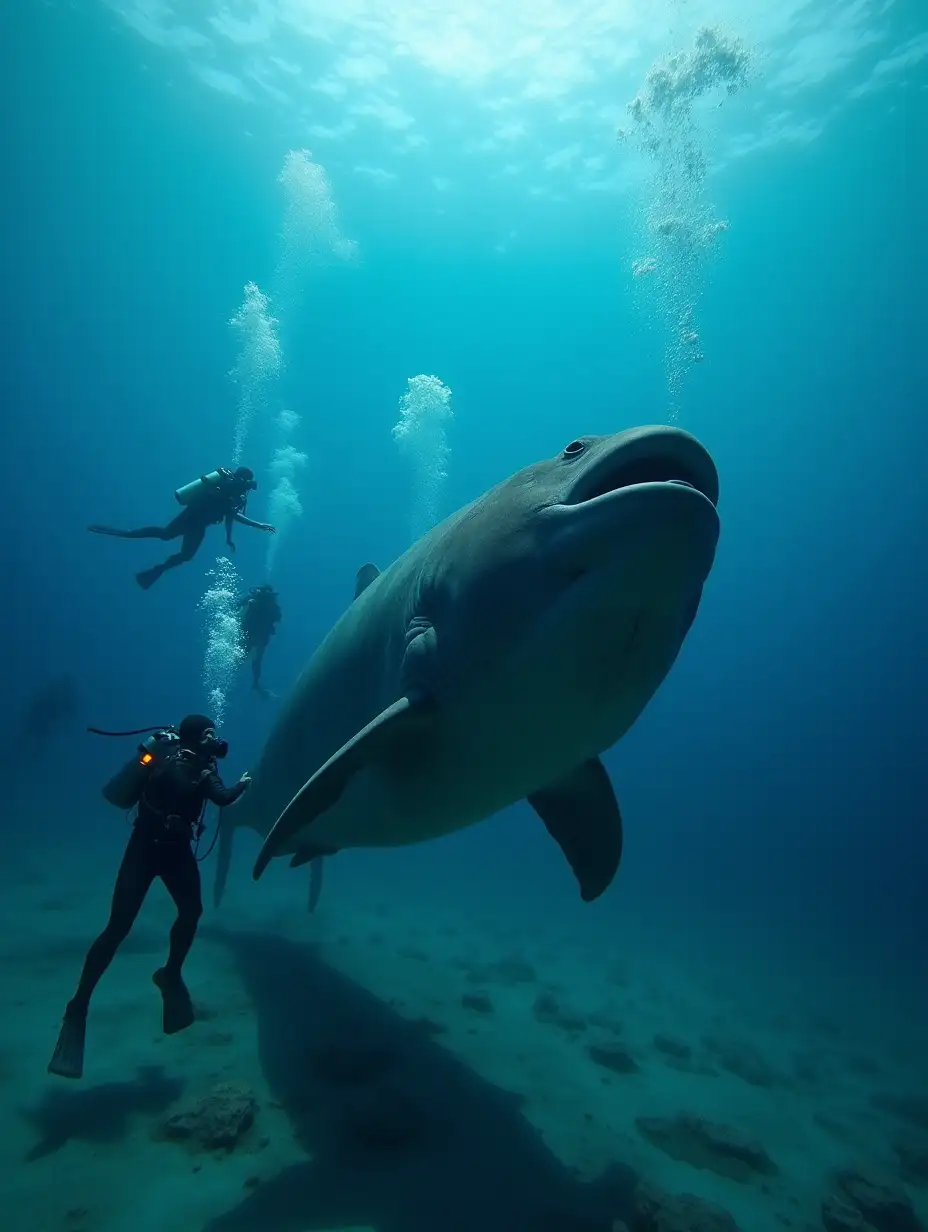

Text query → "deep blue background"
[2,1,925,1014]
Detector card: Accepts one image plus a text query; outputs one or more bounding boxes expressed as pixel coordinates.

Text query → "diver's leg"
[160,846,203,977]
[136,523,205,590]
[153,846,202,1034]
[87,524,168,539]
[251,644,265,690]
[70,832,155,1010]
[49,832,155,1078]
[89,511,187,540]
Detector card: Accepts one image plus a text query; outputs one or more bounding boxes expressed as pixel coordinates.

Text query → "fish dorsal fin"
[354,563,380,600]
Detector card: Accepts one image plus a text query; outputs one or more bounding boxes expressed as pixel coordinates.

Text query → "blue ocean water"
[1,1,925,1230]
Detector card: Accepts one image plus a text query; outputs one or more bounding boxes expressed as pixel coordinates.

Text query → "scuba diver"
[237,584,282,696]
[88,466,276,589]
[48,714,251,1080]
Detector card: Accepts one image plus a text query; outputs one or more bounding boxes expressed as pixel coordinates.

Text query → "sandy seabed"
[2,833,925,1232]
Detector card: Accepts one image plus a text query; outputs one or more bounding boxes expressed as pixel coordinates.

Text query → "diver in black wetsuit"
[48,715,251,1080]
[237,584,282,695]
[88,466,276,589]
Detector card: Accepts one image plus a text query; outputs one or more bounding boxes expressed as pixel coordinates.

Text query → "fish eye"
[563,440,585,458]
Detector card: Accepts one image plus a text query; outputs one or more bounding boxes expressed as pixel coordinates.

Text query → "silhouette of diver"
[237,584,282,695]
[17,675,78,761]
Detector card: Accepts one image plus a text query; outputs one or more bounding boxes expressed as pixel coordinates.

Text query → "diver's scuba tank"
[101,728,181,810]
[175,469,231,506]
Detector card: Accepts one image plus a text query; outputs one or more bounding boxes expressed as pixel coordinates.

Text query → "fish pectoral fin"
[252,695,430,881]
[528,757,623,902]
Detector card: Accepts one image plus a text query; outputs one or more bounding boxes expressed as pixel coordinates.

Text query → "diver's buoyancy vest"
[102,729,181,811]
[140,750,210,825]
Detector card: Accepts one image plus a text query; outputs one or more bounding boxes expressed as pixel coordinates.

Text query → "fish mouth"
[564,427,719,509]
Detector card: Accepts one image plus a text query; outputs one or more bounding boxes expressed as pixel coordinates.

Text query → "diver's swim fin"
[87,524,129,536]
[153,969,195,1035]
[47,1004,87,1080]
[136,567,163,591]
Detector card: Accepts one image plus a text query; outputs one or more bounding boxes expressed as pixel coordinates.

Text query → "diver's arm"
[234,512,276,533]
[200,769,250,808]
